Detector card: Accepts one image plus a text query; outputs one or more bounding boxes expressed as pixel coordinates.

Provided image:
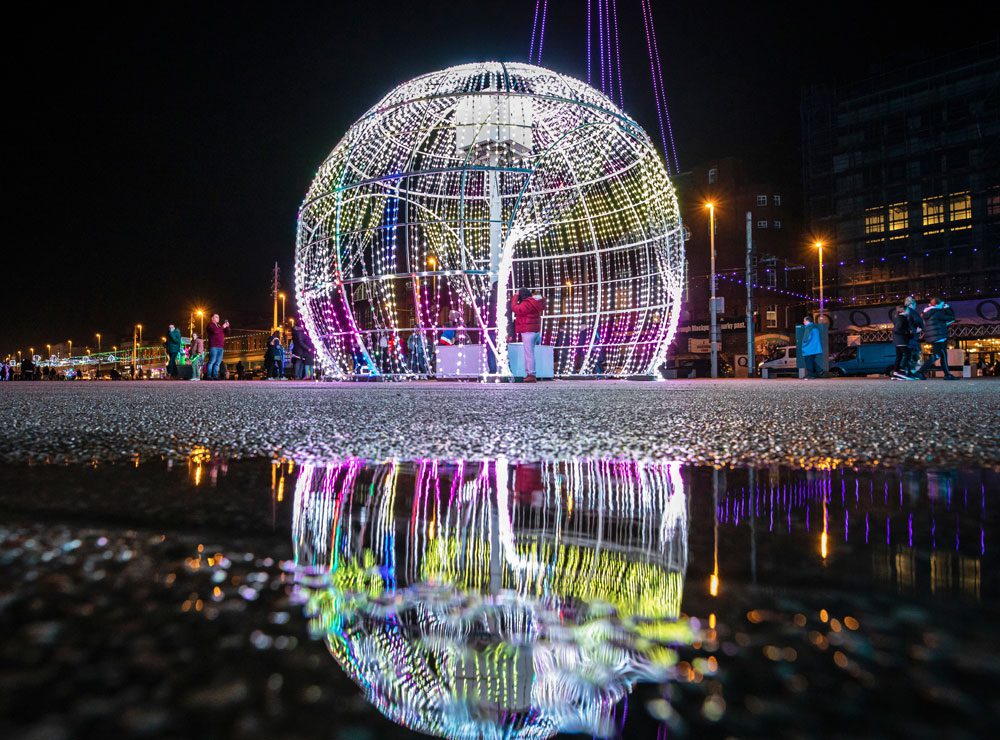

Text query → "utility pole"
[707,203,718,379]
[271,262,281,333]
[745,212,755,376]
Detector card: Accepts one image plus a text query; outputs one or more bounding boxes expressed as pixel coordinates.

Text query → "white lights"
[295,62,684,378]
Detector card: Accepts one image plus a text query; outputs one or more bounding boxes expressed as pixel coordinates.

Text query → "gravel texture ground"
[1,379,998,468]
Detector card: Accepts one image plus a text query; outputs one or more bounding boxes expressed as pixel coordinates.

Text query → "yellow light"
[814,241,824,249]
[704,201,715,210]
[709,572,719,597]
[196,310,204,316]
[279,292,286,299]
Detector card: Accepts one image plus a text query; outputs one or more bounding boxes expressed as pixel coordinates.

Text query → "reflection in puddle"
[291,459,693,738]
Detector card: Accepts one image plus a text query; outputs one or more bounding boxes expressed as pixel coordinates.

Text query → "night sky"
[5,1,995,354]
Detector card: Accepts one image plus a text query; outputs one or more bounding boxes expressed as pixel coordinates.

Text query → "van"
[759,346,797,376]
[829,343,896,377]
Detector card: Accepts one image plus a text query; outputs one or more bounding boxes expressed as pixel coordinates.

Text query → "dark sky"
[4,1,995,354]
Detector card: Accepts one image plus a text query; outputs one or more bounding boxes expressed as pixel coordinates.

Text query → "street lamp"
[279,293,286,339]
[196,310,204,336]
[814,241,825,320]
[68,340,72,359]
[705,202,719,379]
[46,344,51,359]
[95,333,102,376]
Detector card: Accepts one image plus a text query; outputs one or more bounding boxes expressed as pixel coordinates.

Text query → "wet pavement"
[1,379,999,468]
[1,454,997,739]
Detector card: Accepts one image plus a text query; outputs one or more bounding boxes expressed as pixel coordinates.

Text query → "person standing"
[188,332,205,381]
[801,314,824,379]
[205,313,230,380]
[165,324,182,379]
[891,304,917,379]
[511,287,546,383]
[265,331,284,379]
[915,297,957,380]
[290,322,314,380]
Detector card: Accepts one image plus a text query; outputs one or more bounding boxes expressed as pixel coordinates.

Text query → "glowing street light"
[814,241,825,319]
[196,310,205,336]
[68,340,72,358]
[705,202,719,378]
[279,292,287,338]
[95,333,102,375]
[46,344,51,359]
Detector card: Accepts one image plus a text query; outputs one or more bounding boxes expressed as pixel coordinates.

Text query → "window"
[766,307,778,329]
[888,202,908,238]
[708,167,717,184]
[988,187,1000,217]
[865,207,885,240]
[773,194,782,206]
[757,195,768,206]
[757,220,768,229]
[949,192,971,229]
[773,220,782,229]
[922,196,945,233]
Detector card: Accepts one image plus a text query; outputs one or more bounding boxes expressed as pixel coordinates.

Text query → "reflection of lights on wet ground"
[291,457,693,739]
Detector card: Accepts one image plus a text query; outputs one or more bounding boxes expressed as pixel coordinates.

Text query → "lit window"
[773,220,782,229]
[708,167,717,184]
[988,187,1000,217]
[766,307,778,329]
[757,195,767,206]
[949,192,971,229]
[773,195,782,206]
[757,220,768,229]
[865,207,885,240]
[922,196,945,233]
[888,202,908,238]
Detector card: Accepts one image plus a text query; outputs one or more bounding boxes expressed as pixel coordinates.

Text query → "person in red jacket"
[511,287,545,382]
[205,313,230,380]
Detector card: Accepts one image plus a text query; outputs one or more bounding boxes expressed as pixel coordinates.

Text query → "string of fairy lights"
[295,62,685,379]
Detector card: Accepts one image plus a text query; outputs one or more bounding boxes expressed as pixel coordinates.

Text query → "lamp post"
[95,333,101,376]
[46,344,51,361]
[814,241,825,320]
[279,292,286,340]
[706,202,719,379]
[197,310,204,337]
[68,340,72,359]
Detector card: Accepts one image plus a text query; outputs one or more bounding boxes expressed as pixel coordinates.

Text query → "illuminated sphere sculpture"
[295,62,684,377]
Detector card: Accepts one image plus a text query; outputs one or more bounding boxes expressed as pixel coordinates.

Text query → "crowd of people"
[891,295,958,380]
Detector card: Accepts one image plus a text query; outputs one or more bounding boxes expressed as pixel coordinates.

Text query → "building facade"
[675,157,809,372]
[802,42,1000,311]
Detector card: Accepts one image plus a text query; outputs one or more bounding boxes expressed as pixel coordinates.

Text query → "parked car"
[660,355,733,379]
[829,343,896,377]
[759,345,798,376]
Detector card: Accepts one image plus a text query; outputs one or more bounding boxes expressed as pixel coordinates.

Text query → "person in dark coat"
[915,297,957,380]
[265,331,284,379]
[511,287,546,382]
[290,322,314,380]
[891,302,920,379]
[165,324,182,378]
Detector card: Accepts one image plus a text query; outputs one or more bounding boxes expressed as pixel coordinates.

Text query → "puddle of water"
[0,458,996,738]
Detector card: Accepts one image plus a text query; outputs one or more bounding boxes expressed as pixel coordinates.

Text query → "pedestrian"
[205,313,230,380]
[265,331,284,379]
[407,331,427,374]
[188,331,205,381]
[290,322,314,379]
[891,303,917,379]
[903,296,924,375]
[800,314,824,379]
[511,287,546,382]
[915,297,957,380]
[235,360,245,381]
[165,323,182,379]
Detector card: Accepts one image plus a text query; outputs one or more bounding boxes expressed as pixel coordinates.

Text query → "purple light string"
[611,0,625,108]
[586,0,592,83]
[647,0,680,173]
[640,0,670,169]
[597,0,606,92]
[528,0,542,64]
[604,0,614,100]
[536,0,549,65]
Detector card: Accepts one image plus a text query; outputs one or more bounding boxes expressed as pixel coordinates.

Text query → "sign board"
[688,338,711,354]
[734,354,749,378]
[711,296,725,314]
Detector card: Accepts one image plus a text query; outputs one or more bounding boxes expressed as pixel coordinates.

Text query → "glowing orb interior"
[295,61,684,377]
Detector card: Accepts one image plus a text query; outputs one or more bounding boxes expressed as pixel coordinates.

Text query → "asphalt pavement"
[1,378,997,468]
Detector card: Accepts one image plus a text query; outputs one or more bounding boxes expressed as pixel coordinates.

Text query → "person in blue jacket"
[801,314,824,379]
